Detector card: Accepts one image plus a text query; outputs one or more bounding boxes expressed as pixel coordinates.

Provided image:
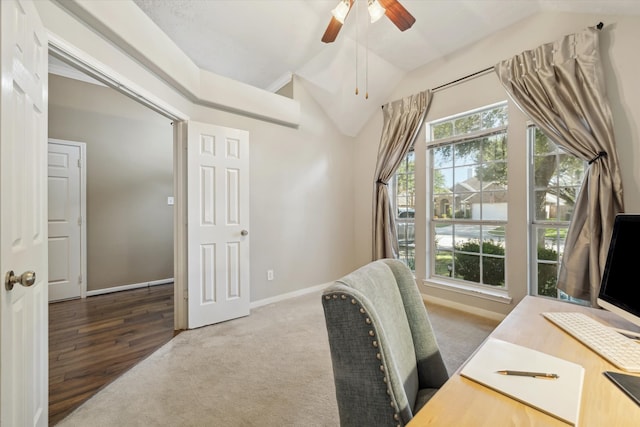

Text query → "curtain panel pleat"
[372,90,432,261]
[495,26,624,305]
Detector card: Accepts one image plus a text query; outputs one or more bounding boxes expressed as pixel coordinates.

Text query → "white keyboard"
[542,311,640,373]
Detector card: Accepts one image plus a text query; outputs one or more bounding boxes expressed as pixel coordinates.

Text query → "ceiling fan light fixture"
[367,0,386,23]
[331,0,351,24]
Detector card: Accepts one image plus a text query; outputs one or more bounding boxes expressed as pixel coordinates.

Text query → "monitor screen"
[597,214,640,329]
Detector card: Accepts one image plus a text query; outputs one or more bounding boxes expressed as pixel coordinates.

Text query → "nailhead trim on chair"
[325,292,404,426]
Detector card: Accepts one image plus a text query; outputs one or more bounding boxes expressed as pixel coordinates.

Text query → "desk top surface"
[410,296,640,426]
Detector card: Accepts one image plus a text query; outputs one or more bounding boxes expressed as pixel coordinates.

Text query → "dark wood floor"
[49,284,175,425]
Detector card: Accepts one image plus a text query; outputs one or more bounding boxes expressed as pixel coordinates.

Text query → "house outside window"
[427,103,508,289]
[529,126,588,303]
[393,149,416,271]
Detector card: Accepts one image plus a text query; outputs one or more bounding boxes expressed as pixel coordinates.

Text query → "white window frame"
[527,124,589,304]
[425,102,510,301]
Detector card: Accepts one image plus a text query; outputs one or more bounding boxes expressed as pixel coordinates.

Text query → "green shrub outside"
[451,240,559,295]
[454,240,505,286]
[537,246,559,298]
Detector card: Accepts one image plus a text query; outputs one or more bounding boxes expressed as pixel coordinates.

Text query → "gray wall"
[48,74,174,292]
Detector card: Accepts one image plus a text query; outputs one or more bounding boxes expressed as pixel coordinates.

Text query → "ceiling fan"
[321,0,416,43]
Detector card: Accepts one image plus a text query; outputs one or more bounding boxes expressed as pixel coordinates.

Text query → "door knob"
[241,230,249,236]
[5,270,36,291]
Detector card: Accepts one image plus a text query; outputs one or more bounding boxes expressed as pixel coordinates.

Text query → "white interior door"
[0,0,48,425]
[187,121,250,329]
[48,140,86,301]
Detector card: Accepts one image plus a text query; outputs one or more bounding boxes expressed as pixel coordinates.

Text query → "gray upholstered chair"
[322,259,449,427]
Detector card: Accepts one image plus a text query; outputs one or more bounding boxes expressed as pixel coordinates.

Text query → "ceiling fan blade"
[321,0,354,43]
[379,0,416,32]
[321,17,344,43]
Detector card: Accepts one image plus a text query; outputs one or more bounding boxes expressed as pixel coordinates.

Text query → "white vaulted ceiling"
[128,1,640,136]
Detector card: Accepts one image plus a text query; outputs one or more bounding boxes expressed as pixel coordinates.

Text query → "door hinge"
[78,216,83,226]
[78,274,83,284]
[77,158,82,168]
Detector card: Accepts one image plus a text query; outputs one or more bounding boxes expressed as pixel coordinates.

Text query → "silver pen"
[496,370,559,379]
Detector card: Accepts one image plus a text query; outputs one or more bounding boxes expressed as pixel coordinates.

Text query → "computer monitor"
[597,214,640,329]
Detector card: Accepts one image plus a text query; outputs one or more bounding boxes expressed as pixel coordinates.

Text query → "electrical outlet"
[267,270,274,281]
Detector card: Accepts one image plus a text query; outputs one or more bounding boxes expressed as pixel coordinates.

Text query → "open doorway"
[47,60,176,424]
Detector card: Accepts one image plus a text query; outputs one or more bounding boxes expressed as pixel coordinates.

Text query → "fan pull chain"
[355,0,359,96]
[365,12,369,99]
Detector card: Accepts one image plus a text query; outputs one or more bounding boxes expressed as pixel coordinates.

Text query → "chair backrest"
[322,259,448,426]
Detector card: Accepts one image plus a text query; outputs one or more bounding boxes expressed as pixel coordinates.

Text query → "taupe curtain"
[372,90,432,260]
[495,26,624,306]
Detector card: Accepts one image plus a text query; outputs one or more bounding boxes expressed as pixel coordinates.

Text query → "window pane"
[454,224,480,251]
[453,166,476,187]
[558,153,585,186]
[433,168,453,195]
[482,225,505,244]
[482,191,507,220]
[482,231,506,287]
[483,255,505,286]
[533,128,558,154]
[454,114,481,135]
[433,122,453,140]
[537,228,561,255]
[537,262,558,298]
[533,190,551,221]
[534,153,557,187]
[433,146,453,168]
[454,252,480,282]
[453,192,474,219]
[536,227,561,300]
[434,248,453,278]
[454,141,480,166]
[483,135,507,162]
[434,224,453,251]
[433,196,452,218]
[482,107,507,128]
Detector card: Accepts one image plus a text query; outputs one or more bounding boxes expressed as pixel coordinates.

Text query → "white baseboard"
[250,283,329,309]
[422,293,507,323]
[86,278,174,297]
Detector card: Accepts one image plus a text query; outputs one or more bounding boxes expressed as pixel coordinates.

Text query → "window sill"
[422,278,513,305]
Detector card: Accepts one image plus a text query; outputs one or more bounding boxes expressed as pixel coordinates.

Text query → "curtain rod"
[431,66,494,93]
[382,22,605,108]
[380,66,493,108]
[430,21,603,93]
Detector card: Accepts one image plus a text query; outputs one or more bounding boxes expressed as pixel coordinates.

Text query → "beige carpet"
[57,290,498,426]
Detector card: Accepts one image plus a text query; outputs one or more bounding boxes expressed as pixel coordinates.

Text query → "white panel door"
[48,140,85,301]
[0,0,48,425]
[187,121,250,329]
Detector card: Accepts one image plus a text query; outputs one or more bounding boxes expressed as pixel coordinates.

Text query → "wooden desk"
[410,296,640,426]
